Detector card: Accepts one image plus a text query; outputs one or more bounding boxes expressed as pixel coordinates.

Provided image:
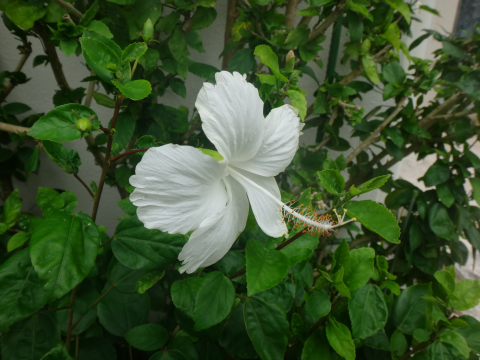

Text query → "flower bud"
[76,118,92,132]
[361,39,371,53]
[143,19,154,41]
[285,50,295,73]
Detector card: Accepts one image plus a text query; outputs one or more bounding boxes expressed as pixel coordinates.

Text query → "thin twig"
[75,334,80,360]
[65,285,79,351]
[73,173,94,199]
[313,107,339,152]
[345,96,408,163]
[99,236,114,249]
[71,283,115,331]
[91,95,124,222]
[109,148,148,163]
[222,0,239,70]
[0,42,32,103]
[0,122,30,134]
[307,0,347,43]
[51,0,83,18]
[45,305,71,314]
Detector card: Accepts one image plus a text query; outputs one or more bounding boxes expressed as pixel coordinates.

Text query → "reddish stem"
[109,148,149,163]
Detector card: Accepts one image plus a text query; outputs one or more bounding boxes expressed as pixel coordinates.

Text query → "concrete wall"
[0,1,460,232]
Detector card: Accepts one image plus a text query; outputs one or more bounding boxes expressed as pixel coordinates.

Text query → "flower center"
[227,168,356,236]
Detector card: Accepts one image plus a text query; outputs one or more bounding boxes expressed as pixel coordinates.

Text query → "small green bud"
[143,19,154,41]
[76,118,92,132]
[285,50,295,73]
[361,39,371,53]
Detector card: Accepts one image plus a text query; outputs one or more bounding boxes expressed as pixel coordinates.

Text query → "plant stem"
[84,70,95,108]
[65,285,78,351]
[308,0,347,43]
[109,148,148,163]
[284,0,301,28]
[313,107,338,152]
[345,96,408,163]
[399,340,433,360]
[0,41,32,103]
[229,227,309,279]
[222,0,239,70]
[73,173,94,199]
[348,235,377,249]
[129,344,133,360]
[71,283,115,331]
[51,0,83,18]
[75,334,80,360]
[45,305,71,314]
[91,95,124,222]
[0,122,30,134]
[99,236,114,248]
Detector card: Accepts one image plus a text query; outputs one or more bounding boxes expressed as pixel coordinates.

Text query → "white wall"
[0,1,459,233]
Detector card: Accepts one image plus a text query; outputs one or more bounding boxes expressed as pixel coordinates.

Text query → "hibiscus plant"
[1,0,480,360]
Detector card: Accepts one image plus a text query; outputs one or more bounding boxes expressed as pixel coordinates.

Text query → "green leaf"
[454,315,480,353]
[0,249,47,332]
[107,258,144,293]
[54,286,100,335]
[125,324,169,351]
[254,45,289,82]
[391,330,408,357]
[188,61,219,83]
[326,317,356,360]
[383,62,406,85]
[458,69,480,100]
[343,247,375,291]
[139,48,159,76]
[1,313,60,360]
[59,39,78,57]
[347,200,400,243]
[313,91,328,115]
[191,6,217,30]
[434,268,457,299]
[111,112,135,156]
[244,297,289,360]
[36,187,64,216]
[393,284,432,335]
[122,42,148,61]
[284,24,310,50]
[228,48,256,75]
[361,55,380,85]
[185,30,205,53]
[30,212,100,301]
[25,145,40,177]
[381,23,401,50]
[170,78,186,98]
[42,140,81,174]
[92,92,115,108]
[348,0,373,21]
[112,80,152,100]
[333,266,351,298]
[193,271,235,331]
[171,277,203,319]
[450,279,480,311]
[332,238,350,273]
[29,104,97,142]
[169,27,189,63]
[40,342,74,360]
[348,284,388,339]
[424,161,450,187]
[349,175,390,196]
[306,290,331,318]
[86,20,113,39]
[112,215,187,269]
[0,188,22,233]
[442,41,465,59]
[469,178,480,206]
[79,0,98,26]
[219,302,257,359]
[302,329,335,360]
[365,329,391,351]
[428,203,455,240]
[279,231,319,266]
[317,169,345,195]
[80,32,122,72]
[5,1,46,29]
[436,183,455,208]
[256,283,295,314]
[135,268,165,294]
[384,0,411,23]
[347,11,363,43]
[439,330,469,358]
[245,238,290,296]
[286,90,307,120]
[97,285,149,337]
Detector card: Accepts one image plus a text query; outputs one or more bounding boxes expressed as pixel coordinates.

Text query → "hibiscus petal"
[178,176,248,274]
[195,71,264,163]
[231,105,302,177]
[130,144,228,234]
[228,166,287,238]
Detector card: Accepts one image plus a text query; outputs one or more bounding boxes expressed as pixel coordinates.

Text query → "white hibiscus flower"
[130,71,350,274]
